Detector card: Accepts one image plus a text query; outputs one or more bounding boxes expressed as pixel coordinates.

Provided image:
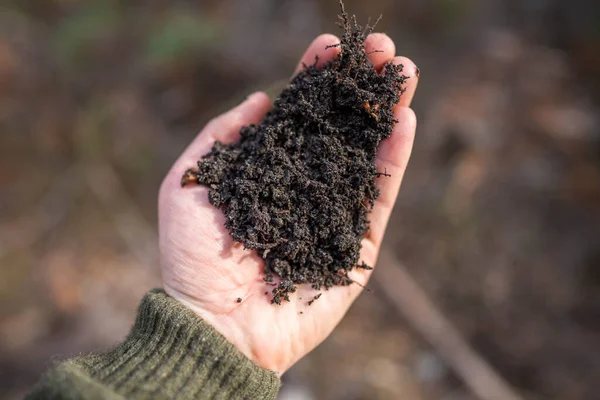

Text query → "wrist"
[162,285,271,373]
[67,290,280,399]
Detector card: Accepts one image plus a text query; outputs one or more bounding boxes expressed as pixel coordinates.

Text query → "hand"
[158,33,419,374]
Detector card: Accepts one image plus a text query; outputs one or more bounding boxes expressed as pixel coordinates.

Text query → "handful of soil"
[182,1,408,304]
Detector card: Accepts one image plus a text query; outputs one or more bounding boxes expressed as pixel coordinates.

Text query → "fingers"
[364,33,396,72]
[173,92,272,172]
[293,33,397,77]
[322,110,418,308]
[293,34,341,76]
[362,55,419,245]
[294,33,416,107]
[367,107,417,246]
[330,107,417,306]
[390,56,420,108]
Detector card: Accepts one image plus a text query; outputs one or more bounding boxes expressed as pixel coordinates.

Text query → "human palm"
[158,33,418,374]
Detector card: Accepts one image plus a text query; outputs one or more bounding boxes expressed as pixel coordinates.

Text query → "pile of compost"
[183,2,408,304]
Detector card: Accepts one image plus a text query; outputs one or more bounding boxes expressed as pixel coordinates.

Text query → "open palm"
[158,33,419,375]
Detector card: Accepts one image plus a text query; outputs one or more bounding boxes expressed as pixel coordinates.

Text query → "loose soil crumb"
[308,293,323,306]
[183,1,407,304]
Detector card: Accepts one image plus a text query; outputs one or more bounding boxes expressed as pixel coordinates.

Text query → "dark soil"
[183,1,407,304]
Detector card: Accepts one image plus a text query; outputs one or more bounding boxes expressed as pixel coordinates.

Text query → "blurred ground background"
[1,0,599,399]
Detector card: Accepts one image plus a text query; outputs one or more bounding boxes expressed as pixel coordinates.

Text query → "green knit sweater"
[27,290,281,399]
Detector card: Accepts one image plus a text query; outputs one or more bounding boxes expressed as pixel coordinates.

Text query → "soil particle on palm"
[183,1,408,304]
[308,293,323,306]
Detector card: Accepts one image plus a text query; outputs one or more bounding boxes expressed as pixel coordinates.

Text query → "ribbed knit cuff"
[77,289,280,400]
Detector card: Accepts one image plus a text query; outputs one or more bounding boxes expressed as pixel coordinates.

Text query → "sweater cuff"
[78,289,280,399]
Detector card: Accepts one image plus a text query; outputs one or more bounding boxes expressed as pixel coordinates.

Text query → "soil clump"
[183,1,408,304]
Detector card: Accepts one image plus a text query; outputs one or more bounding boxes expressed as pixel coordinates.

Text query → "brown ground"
[1,1,599,399]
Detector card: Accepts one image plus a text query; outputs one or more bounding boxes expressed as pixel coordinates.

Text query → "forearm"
[27,290,280,400]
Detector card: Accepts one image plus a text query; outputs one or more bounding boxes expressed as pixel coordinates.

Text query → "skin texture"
[158,33,419,375]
